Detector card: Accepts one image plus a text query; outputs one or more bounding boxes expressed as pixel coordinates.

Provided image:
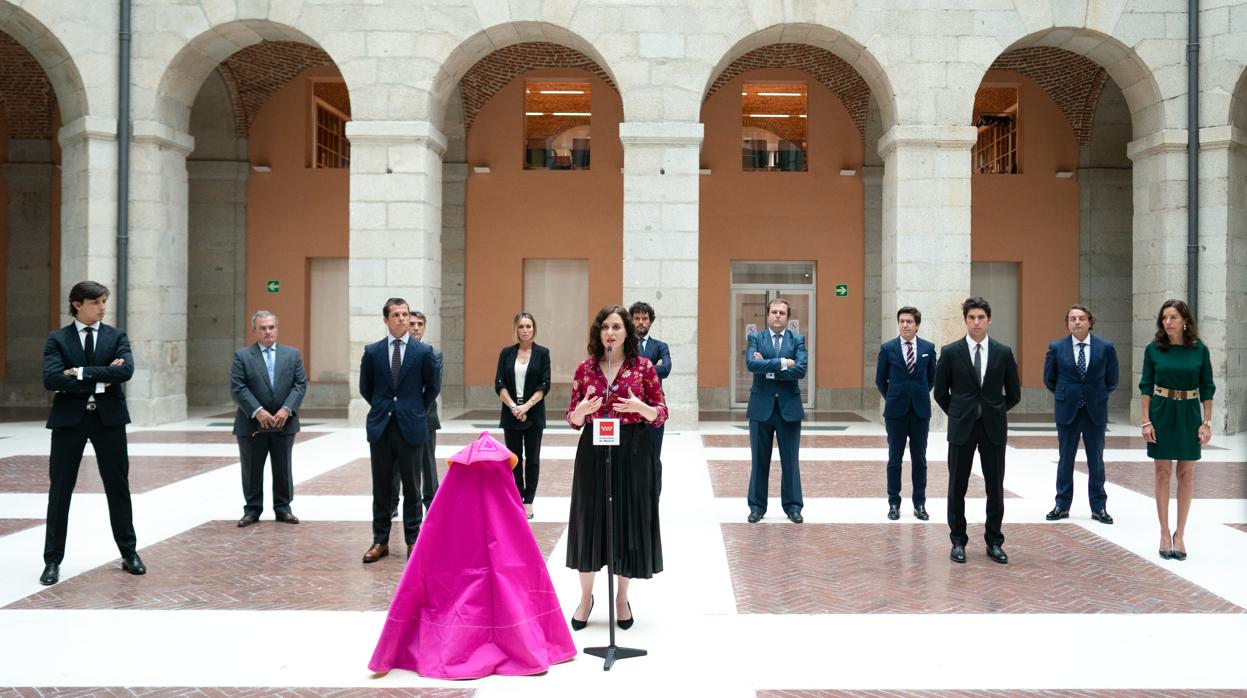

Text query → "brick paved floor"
[439,431,581,447]
[758,691,1247,697]
[300,458,575,497]
[1228,524,1247,534]
[1076,460,1247,499]
[0,690,473,698]
[1008,434,1224,450]
[0,455,238,494]
[0,519,41,536]
[8,521,567,612]
[707,460,1018,499]
[127,431,328,444]
[722,523,1243,614]
[704,434,892,448]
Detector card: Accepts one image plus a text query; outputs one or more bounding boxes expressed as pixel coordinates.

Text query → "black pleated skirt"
[565,423,663,579]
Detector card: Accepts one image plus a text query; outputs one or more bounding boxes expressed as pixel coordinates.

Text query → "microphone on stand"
[605,345,613,416]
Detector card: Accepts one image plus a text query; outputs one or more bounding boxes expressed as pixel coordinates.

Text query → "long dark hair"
[1154,299,1198,350]
[587,304,638,361]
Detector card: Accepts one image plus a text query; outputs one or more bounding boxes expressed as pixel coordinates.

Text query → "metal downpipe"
[116,0,132,328]
[1187,0,1200,316]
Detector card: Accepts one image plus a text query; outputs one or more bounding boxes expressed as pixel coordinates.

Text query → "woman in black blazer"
[495,312,552,519]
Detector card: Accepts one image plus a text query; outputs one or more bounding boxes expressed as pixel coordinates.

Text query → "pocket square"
[921,353,929,358]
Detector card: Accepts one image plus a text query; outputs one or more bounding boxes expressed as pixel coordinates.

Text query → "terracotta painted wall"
[972,69,1080,387]
[464,67,623,387]
[699,67,865,391]
[245,65,349,374]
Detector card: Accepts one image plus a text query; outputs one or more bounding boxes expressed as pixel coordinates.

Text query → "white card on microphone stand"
[593,418,620,446]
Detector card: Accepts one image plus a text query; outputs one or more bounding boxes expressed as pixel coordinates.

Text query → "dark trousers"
[237,432,295,517]
[748,405,803,515]
[505,426,543,503]
[44,410,137,564]
[372,419,424,546]
[392,428,438,511]
[947,419,1006,547]
[650,423,665,496]
[885,412,929,507]
[1055,407,1107,512]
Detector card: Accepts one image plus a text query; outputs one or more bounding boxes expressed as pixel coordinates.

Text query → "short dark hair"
[1154,299,1198,350]
[587,304,638,361]
[382,298,409,318]
[410,310,426,322]
[1065,304,1094,329]
[961,296,991,318]
[897,306,921,325]
[628,301,655,322]
[768,298,791,314]
[68,280,109,317]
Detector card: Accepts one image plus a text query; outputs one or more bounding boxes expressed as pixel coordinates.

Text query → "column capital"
[618,121,704,147]
[877,124,977,160]
[1126,129,1187,162]
[132,120,195,156]
[57,115,117,147]
[1198,125,1247,151]
[345,120,447,156]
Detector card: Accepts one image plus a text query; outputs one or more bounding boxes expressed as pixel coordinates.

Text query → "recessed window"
[312,81,350,169]
[973,86,1018,174]
[741,82,807,172]
[524,80,591,170]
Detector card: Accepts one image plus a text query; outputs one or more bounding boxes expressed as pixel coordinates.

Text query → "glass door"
[729,262,816,408]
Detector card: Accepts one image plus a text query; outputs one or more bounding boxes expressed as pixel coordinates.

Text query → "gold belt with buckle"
[1153,386,1199,400]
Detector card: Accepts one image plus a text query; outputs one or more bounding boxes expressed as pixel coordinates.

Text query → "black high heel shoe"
[616,601,634,630]
[570,596,593,631]
[1171,534,1187,561]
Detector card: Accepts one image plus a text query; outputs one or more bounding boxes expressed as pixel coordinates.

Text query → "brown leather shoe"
[237,514,258,528]
[362,543,389,563]
[407,544,414,559]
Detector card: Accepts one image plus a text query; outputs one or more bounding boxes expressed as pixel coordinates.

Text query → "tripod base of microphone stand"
[584,644,647,671]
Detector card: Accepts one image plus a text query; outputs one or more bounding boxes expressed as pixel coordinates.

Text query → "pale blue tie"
[264,346,275,387]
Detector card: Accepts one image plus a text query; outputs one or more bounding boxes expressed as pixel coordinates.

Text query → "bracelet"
[1141,422,1152,428]
[1201,421,1211,428]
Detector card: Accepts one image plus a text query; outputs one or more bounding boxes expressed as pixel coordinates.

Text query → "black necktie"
[1077,342,1087,408]
[83,327,95,365]
[974,343,983,387]
[391,339,402,386]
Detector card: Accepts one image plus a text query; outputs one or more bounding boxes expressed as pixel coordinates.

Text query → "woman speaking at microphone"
[565,304,667,632]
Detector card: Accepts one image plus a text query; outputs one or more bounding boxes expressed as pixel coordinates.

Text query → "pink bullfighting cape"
[369,431,576,679]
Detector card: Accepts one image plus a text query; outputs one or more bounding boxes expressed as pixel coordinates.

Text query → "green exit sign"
[835,284,848,297]
[266,280,280,293]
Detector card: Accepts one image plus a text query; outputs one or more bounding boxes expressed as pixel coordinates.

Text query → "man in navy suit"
[39,281,144,585]
[1042,304,1119,524]
[874,306,936,521]
[630,301,671,495]
[359,298,440,563]
[745,298,808,524]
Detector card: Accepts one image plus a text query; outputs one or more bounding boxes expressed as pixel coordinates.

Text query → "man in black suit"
[745,298,808,524]
[230,310,307,527]
[392,310,442,516]
[360,298,439,563]
[934,296,1021,564]
[630,301,671,495]
[1042,304,1118,524]
[39,280,145,585]
[874,306,937,521]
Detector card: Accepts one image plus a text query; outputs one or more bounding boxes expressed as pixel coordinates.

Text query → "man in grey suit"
[392,310,442,516]
[231,310,307,527]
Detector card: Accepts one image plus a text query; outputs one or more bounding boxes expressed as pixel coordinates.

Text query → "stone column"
[2,140,55,403]
[186,159,248,408]
[1126,130,1189,428]
[345,120,446,427]
[56,116,118,308]
[1197,125,1246,434]
[125,121,195,425]
[862,164,884,410]
[618,122,703,429]
[439,161,467,413]
[1078,166,1133,416]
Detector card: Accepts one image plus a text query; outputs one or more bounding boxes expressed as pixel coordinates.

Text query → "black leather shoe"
[950,544,966,563]
[237,514,258,527]
[39,563,59,586]
[275,512,300,524]
[986,544,1008,564]
[747,511,763,523]
[1045,507,1069,521]
[617,601,634,630]
[1159,549,1173,560]
[887,504,900,520]
[787,511,803,524]
[913,505,929,521]
[121,553,146,575]
[1090,510,1114,524]
[570,596,594,631]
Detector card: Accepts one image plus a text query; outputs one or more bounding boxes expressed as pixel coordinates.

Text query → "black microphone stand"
[584,344,647,670]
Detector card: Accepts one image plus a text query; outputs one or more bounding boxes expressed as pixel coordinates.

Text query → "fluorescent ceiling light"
[525,112,544,116]
[553,112,591,116]
[758,92,803,97]
[749,114,789,118]
[799,114,807,118]
[741,91,747,95]
[540,89,585,94]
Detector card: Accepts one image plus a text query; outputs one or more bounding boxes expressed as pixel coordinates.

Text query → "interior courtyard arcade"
[1,2,1244,436]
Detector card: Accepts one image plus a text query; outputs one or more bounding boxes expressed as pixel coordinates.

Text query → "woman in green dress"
[1139,299,1214,561]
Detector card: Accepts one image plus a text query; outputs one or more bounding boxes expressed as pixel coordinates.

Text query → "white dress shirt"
[386,332,410,364]
[771,330,788,371]
[513,357,529,402]
[74,320,106,394]
[1070,334,1092,370]
[965,335,989,385]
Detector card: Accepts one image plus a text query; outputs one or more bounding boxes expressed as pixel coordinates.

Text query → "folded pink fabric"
[369,431,576,679]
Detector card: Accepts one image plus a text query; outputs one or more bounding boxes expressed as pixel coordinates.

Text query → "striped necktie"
[905,341,915,373]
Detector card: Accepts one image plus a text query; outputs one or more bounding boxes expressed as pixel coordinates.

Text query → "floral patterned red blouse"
[565,356,668,429]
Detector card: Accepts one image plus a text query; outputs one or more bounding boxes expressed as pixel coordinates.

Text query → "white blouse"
[513,358,529,402]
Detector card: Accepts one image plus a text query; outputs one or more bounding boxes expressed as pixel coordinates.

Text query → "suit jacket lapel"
[397,339,415,385]
[250,344,271,392]
[63,324,87,367]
